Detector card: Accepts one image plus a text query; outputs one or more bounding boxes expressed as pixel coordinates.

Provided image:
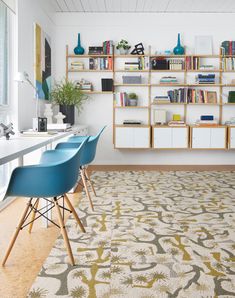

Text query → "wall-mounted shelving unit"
[65,45,235,150]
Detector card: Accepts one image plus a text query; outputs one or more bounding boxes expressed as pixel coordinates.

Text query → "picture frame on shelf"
[206,91,217,103]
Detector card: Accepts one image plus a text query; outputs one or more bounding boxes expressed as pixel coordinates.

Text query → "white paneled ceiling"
[49,0,235,13]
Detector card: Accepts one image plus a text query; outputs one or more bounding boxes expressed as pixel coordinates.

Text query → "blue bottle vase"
[173,33,185,55]
[74,33,85,55]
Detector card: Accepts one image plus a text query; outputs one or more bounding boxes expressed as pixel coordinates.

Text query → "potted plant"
[50,79,88,125]
[128,93,138,106]
[116,39,131,55]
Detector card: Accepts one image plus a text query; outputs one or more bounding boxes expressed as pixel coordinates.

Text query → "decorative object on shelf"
[50,79,88,125]
[131,42,145,55]
[74,33,85,55]
[206,91,217,103]
[195,36,212,55]
[75,78,93,92]
[153,110,166,125]
[0,123,15,140]
[34,23,51,100]
[228,91,235,103]
[116,39,131,55]
[44,103,53,123]
[128,93,138,106]
[122,75,141,84]
[173,33,185,55]
[173,114,181,121]
[54,112,66,124]
[101,78,113,91]
[34,117,47,132]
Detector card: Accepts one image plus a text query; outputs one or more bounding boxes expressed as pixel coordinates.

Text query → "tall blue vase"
[74,33,85,55]
[173,33,185,55]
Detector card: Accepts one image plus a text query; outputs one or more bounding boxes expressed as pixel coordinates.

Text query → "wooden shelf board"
[223,103,235,105]
[223,70,235,72]
[115,70,149,72]
[114,84,150,87]
[83,91,113,94]
[187,103,220,105]
[223,84,235,87]
[114,54,149,58]
[151,70,185,72]
[152,84,187,87]
[189,55,221,58]
[68,69,113,72]
[187,69,222,72]
[115,124,150,128]
[188,84,222,87]
[68,54,113,58]
[114,106,149,109]
[151,102,186,105]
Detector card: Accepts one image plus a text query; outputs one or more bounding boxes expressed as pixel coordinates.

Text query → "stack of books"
[196,74,215,84]
[199,65,214,70]
[88,46,103,55]
[103,40,113,55]
[89,57,113,70]
[70,61,84,70]
[115,92,128,106]
[168,120,186,126]
[195,115,218,126]
[75,79,92,92]
[153,96,170,104]
[124,58,149,70]
[222,57,235,71]
[160,76,178,84]
[125,62,139,71]
[221,41,235,55]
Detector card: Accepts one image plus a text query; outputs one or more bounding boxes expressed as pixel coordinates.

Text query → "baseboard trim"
[89,165,235,171]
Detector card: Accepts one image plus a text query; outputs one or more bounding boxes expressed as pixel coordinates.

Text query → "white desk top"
[0,125,87,165]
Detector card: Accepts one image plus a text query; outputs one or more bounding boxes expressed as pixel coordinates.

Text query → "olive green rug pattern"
[28,171,235,298]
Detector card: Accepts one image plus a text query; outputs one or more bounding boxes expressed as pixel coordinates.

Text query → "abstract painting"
[34,23,51,100]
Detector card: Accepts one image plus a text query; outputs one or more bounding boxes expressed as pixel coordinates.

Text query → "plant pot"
[128,99,138,106]
[59,105,74,125]
[119,48,128,55]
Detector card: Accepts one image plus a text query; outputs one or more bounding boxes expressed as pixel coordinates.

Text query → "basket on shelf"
[122,75,142,84]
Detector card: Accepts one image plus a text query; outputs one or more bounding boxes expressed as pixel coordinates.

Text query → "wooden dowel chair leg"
[81,169,94,211]
[64,194,85,233]
[2,199,32,266]
[54,198,75,266]
[84,168,97,197]
[28,198,39,233]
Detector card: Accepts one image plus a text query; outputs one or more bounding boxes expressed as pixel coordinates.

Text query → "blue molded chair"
[2,137,89,266]
[56,126,106,211]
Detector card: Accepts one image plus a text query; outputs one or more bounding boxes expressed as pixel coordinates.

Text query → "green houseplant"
[50,79,88,125]
[128,93,138,106]
[116,39,131,55]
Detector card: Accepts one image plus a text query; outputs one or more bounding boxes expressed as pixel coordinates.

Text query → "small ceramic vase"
[44,103,53,124]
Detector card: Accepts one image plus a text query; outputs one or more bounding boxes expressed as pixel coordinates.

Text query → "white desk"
[0,125,88,226]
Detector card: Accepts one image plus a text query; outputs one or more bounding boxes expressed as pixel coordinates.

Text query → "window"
[0,0,9,106]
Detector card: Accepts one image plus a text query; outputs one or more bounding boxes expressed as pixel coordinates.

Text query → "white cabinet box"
[191,127,227,149]
[153,126,189,149]
[229,127,235,149]
[115,126,150,148]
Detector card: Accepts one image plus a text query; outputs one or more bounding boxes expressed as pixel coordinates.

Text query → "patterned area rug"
[28,171,235,298]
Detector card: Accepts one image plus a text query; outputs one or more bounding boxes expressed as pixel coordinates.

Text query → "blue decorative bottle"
[173,33,185,55]
[74,33,85,55]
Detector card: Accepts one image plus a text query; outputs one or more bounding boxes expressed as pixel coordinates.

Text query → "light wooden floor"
[0,165,234,298]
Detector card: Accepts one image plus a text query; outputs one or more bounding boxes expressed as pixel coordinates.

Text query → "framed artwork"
[34,23,51,100]
[206,91,217,103]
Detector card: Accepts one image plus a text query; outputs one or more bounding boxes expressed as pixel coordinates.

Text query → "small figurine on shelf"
[131,43,145,55]
[0,123,15,140]
[54,112,66,124]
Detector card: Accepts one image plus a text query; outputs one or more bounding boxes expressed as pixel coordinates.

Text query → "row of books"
[185,57,215,70]
[102,40,114,55]
[151,58,184,70]
[222,57,235,70]
[168,59,184,70]
[124,57,149,70]
[195,74,215,84]
[89,57,113,70]
[167,88,217,104]
[115,92,129,106]
[221,41,235,56]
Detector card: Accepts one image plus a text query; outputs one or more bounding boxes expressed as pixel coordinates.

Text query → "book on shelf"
[151,58,184,70]
[195,74,215,84]
[153,96,170,104]
[123,120,142,125]
[159,76,178,84]
[88,46,103,55]
[70,61,84,70]
[222,57,235,71]
[124,57,149,70]
[168,120,186,127]
[195,120,218,126]
[221,41,235,56]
